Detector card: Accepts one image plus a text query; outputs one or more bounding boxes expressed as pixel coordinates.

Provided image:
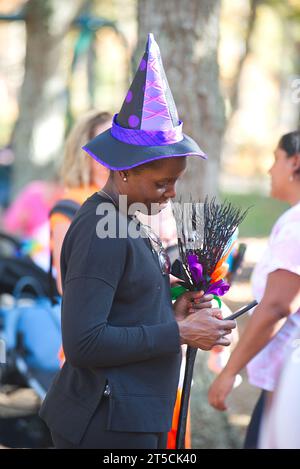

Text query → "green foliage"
[221,192,289,237]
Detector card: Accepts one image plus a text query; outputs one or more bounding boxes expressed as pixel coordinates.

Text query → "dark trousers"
[51,395,168,449]
[244,391,266,449]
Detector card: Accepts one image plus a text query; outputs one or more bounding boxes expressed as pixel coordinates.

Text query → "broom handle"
[176,346,197,449]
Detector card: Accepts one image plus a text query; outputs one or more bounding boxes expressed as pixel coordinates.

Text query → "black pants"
[244,391,266,449]
[51,395,168,449]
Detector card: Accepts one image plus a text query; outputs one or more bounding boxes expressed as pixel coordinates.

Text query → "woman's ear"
[119,171,129,182]
[292,153,300,177]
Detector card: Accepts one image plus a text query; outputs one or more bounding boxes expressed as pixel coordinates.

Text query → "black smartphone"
[225,300,258,321]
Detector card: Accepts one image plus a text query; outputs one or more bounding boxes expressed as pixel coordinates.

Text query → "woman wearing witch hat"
[39,34,236,449]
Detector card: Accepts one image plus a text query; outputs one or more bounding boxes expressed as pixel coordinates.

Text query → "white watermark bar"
[0,338,6,364]
[94,196,205,242]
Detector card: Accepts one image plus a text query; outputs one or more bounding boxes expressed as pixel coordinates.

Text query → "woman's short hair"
[279,130,300,157]
[61,110,112,188]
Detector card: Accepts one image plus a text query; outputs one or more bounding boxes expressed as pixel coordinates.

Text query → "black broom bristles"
[173,196,249,291]
[172,196,249,449]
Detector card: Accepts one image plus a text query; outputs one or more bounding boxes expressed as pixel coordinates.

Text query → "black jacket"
[40,193,181,444]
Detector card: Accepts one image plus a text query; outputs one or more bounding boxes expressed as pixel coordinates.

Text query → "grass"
[221,192,289,238]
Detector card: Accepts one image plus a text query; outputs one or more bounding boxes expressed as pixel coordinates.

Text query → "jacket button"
[103,384,111,397]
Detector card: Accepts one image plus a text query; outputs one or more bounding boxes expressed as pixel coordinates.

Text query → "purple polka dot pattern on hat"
[128,115,140,128]
[140,59,146,71]
[125,90,133,103]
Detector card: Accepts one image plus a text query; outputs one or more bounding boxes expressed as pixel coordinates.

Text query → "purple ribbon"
[187,254,230,296]
[206,279,230,296]
[111,114,184,146]
[187,254,203,284]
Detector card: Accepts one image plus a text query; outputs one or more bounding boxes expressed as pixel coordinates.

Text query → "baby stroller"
[0,231,61,448]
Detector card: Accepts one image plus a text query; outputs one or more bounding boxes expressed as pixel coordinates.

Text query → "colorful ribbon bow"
[186,254,229,296]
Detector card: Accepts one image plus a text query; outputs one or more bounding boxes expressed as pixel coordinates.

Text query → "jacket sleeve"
[61,276,181,368]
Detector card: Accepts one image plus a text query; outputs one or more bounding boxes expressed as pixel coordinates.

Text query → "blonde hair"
[61,110,112,188]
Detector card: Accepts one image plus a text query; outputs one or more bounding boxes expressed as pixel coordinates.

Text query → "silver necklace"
[98,190,169,275]
[98,189,118,206]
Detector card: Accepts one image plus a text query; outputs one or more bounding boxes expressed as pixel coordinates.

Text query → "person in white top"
[208,130,300,448]
[258,331,300,448]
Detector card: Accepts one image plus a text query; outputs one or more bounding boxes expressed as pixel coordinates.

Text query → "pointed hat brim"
[83,128,206,171]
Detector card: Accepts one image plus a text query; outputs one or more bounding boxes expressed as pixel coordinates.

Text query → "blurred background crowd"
[0,0,299,449]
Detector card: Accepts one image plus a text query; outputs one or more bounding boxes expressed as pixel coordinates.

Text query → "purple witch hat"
[83,33,206,170]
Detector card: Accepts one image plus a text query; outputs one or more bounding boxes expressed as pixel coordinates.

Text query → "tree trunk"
[228,0,259,116]
[137,0,225,200]
[10,0,84,195]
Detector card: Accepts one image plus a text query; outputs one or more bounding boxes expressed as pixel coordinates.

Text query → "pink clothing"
[3,181,63,270]
[247,202,300,391]
[3,181,62,237]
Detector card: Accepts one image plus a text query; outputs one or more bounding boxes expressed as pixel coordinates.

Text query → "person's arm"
[62,276,236,369]
[62,218,179,369]
[208,268,300,410]
[62,276,181,368]
[51,219,71,295]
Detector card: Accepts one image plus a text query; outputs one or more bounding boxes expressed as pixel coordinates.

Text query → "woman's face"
[124,157,187,215]
[269,146,293,201]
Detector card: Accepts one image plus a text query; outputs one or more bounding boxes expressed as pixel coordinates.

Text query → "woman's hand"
[208,369,236,411]
[173,290,213,321]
